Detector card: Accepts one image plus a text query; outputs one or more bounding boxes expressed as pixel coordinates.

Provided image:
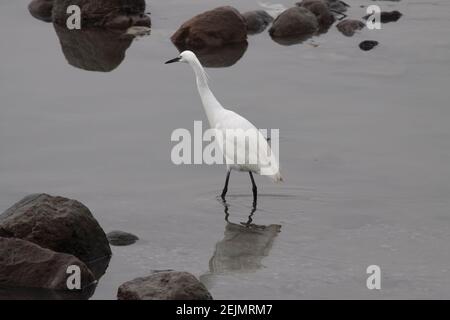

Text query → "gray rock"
[117,271,213,300]
[0,237,95,290]
[52,0,151,28]
[336,19,365,36]
[269,7,319,39]
[107,230,139,246]
[0,194,111,265]
[242,10,274,35]
[28,0,54,22]
[171,6,247,49]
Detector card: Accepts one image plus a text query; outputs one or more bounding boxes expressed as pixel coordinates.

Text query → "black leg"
[249,172,257,207]
[221,171,231,201]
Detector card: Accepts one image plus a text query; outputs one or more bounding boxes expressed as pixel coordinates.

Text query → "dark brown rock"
[242,10,273,35]
[0,237,95,290]
[297,0,335,31]
[171,6,247,49]
[0,194,111,265]
[28,0,54,22]
[336,19,365,36]
[269,7,319,39]
[52,0,151,28]
[117,271,213,300]
[107,230,139,246]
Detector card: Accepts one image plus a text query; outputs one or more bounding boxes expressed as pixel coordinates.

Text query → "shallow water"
[1,0,450,299]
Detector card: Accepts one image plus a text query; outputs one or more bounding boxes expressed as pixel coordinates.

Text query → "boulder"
[171,6,247,49]
[107,230,139,246]
[336,19,365,36]
[117,271,213,300]
[269,7,318,39]
[52,0,151,29]
[359,40,379,51]
[0,237,95,291]
[53,24,134,72]
[28,0,54,22]
[0,194,111,265]
[242,10,274,35]
[296,0,335,31]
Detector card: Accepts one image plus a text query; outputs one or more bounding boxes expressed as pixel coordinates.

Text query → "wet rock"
[296,0,335,31]
[171,6,247,49]
[53,24,134,72]
[173,42,248,68]
[117,271,213,300]
[0,237,95,290]
[28,0,54,22]
[0,194,111,265]
[359,40,379,51]
[269,7,318,39]
[52,0,151,29]
[107,230,139,246]
[336,19,365,36]
[242,10,274,35]
[363,10,402,23]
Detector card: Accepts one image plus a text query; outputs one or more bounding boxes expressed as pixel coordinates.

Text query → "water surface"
[1,0,450,299]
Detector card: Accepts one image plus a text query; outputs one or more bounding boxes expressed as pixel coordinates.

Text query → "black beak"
[165,57,181,64]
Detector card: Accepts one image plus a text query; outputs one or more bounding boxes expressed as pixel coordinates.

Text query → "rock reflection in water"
[173,42,248,68]
[53,24,135,72]
[0,285,96,300]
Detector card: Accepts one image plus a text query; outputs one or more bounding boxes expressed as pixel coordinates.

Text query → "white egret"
[165,51,282,206]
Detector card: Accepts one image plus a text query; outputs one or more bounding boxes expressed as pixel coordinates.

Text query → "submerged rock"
[171,6,247,49]
[242,10,274,35]
[363,10,402,23]
[0,237,95,291]
[359,40,379,51]
[53,24,134,72]
[0,194,111,265]
[269,7,318,44]
[296,0,335,31]
[52,0,151,28]
[117,271,213,300]
[336,19,365,36]
[107,230,139,246]
[28,0,54,22]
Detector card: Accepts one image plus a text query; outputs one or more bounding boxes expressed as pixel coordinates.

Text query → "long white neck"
[188,58,223,127]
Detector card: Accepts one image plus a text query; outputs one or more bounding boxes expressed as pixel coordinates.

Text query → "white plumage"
[166,50,282,205]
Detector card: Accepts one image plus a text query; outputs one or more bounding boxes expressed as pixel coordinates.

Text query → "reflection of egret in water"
[200,201,281,288]
[53,24,137,72]
[172,42,248,68]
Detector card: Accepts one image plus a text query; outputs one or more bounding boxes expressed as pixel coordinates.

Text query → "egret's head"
[165,50,196,64]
